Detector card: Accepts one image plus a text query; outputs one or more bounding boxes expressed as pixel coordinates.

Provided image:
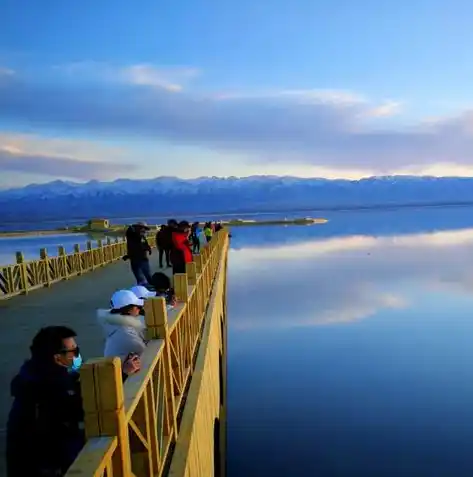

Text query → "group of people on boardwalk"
[124,219,222,284]
[6,218,222,477]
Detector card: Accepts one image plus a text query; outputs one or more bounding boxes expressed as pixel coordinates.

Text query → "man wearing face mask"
[6,326,140,477]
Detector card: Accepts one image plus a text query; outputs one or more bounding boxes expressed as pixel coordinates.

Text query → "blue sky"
[1,0,473,188]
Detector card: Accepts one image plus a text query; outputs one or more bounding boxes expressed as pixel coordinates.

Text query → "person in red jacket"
[170,221,193,275]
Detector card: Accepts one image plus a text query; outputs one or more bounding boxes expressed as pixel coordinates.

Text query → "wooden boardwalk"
[0,259,170,476]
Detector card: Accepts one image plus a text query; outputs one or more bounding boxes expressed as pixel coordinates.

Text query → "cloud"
[0,67,14,77]
[1,63,473,173]
[0,133,134,180]
[55,61,199,92]
[364,100,403,118]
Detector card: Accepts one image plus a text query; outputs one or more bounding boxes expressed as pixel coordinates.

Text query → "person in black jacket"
[158,219,178,268]
[6,326,140,477]
[124,222,153,285]
[156,225,171,268]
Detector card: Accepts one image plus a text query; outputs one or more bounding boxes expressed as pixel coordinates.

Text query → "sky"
[1,0,473,188]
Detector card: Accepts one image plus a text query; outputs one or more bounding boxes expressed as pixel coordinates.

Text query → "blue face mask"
[68,354,83,373]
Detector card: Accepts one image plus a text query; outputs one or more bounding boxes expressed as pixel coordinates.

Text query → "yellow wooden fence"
[66,230,229,477]
[0,234,157,300]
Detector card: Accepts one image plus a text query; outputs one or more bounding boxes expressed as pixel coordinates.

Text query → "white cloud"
[0,67,14,77]
[214,89,366,106]
[122,64,199,92]
[2,62,473,178]
[0,133,134,179]
[364,100,403,118]
[55,61,199,92]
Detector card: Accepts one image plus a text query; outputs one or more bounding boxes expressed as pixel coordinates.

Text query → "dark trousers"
[159,247,171,267]
[130,259,152,285]
[173,261,186,275]
[192,238,200,254]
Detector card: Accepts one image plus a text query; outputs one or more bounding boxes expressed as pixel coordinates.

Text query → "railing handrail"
[66,230,229,477]
[0,232,157,299]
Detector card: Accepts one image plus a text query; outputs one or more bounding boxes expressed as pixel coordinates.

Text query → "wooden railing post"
[73,244,83,275]
[174,273,189,302]
[16,252,28,294]
[144,297,179,437]
[113,237,120,260]
[58,246,68,279]
[80,357,132,477]
[97,239,105,265]
[87,240,94,270]
[40,248,51,287]
[106,237,112,262]
[186,262,197,286]
[194,254,203,274]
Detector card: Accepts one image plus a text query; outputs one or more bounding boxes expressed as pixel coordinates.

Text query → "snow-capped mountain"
[1,175,473,222]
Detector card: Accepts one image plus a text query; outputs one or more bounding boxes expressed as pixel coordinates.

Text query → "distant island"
[0,217,328,238]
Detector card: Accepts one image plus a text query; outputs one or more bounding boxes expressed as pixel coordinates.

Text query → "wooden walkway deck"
[0,259,170,476]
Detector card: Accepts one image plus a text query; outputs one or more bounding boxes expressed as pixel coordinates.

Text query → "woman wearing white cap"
[96,290,148,361]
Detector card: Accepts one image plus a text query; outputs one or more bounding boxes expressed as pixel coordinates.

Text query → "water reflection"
[228,222,473,477]
[230,228,473,329]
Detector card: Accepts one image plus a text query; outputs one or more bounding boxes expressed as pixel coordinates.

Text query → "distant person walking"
[203,222,213,243]
[156,225,171,268]
[124,222,153,285]
[191,222,201,253]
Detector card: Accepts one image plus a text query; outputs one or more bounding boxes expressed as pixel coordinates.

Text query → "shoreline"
[0,217,328,239]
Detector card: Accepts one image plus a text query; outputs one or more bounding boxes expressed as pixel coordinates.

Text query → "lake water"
[227,206,473,477]
[0,233,99,265]
[3,206,473,475]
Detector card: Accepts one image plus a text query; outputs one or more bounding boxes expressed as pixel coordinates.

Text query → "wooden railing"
[66,230,228,477]
[0,234,157,300]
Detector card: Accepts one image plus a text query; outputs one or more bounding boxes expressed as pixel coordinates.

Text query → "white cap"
[130,285,156,300]
[111,290,144,309]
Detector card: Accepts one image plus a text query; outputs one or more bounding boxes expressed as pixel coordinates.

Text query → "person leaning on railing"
[151,272,177,307]
[97,289,149,361]
[170,220,193,275]
[130,274,177,310]
[6,326,140,477]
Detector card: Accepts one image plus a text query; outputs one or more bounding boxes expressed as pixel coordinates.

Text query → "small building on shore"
[88,218,110,230]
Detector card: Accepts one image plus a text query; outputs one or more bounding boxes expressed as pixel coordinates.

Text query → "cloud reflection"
[229,227,473,329]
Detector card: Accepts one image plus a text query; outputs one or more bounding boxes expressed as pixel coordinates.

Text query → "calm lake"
[0,233,96,265]
[3,206,473,475]
[227,206,473,477]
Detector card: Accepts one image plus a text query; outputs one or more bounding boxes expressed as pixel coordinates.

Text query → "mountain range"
[2,175,473,222]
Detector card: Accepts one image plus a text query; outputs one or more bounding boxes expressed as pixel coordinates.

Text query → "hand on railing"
[123,353,141,376]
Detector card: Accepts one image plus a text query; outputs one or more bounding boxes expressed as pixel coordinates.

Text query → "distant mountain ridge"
[2,175,473,221]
